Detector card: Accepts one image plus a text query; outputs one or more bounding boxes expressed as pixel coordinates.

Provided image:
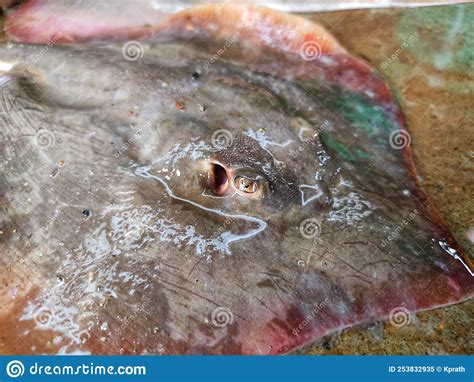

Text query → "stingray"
[0,2,472,355]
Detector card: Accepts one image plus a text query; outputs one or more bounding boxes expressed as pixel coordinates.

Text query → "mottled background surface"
[1,3,472,354]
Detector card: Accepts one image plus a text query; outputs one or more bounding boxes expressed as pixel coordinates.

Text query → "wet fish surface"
[0,3,472,354]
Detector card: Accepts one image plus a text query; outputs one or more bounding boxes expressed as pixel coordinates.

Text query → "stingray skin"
[0,2,472,355]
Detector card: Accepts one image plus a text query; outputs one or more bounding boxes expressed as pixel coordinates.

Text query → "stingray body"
[0,2,472,354]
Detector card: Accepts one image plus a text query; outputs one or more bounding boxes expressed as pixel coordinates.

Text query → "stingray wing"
[1,4,473,355]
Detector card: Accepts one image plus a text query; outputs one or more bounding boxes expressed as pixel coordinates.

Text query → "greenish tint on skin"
[354,148,371,160]
[339,102,395,136]
[316,89,402,160]
[321,90,398,133]
[320,133,355,161]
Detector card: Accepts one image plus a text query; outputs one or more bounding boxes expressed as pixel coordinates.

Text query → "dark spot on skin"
[191,72,200,80]
[50,167,60,178]
[82,209,91,218]
[256,279,276,289]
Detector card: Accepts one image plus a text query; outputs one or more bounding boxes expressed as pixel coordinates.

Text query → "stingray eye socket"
[210,162,229,196]
[234,175,259,194]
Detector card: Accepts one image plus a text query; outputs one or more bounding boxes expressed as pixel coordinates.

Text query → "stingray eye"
[234,175,259,194]
[208,160,262,198]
